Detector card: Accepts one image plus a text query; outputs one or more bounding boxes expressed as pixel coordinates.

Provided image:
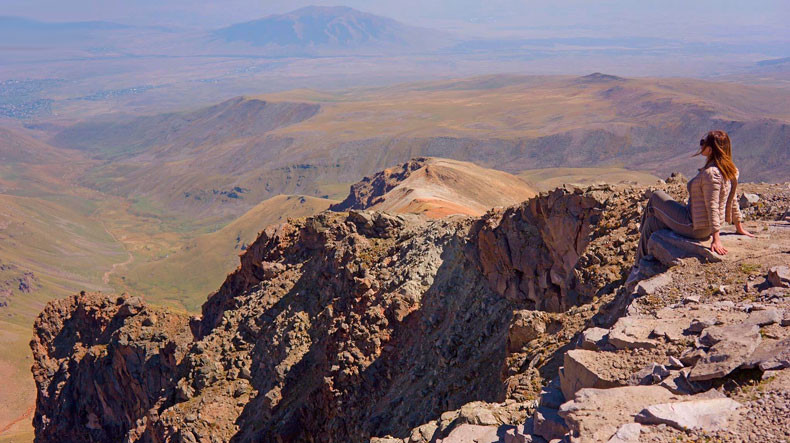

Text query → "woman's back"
[687,164,741,232]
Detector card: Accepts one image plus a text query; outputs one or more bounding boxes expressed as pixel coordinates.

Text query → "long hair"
[701,130,737,181]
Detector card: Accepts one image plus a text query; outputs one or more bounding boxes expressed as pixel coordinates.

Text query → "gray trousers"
[636,190,711,263]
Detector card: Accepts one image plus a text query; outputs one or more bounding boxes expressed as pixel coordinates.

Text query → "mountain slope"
[47,74,790,225]
[212,6,453,53]
[331,157,538,217]
[116,195,336,311]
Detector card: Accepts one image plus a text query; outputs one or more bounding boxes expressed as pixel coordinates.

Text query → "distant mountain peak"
[212,5,450,52]
[577,72,625,83]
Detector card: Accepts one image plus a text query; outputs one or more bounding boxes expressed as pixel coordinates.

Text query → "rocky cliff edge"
[29,179,790,442]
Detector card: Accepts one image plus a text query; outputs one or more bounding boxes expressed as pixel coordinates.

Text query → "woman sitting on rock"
[635,130,754,265]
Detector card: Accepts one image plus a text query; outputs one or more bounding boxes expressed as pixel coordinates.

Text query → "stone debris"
[579,327,609,351]
[739,193,760,209]
[558,386,676,443]
[436,424,500,443]
[635,397,741,431]
[744,337,790,371]
[635,272,672,296]
[689,324,762,381]
[559,350,626,400]
[503,424,533,443]
[606,423,642,443]
[532,406,568,441]
[768,266,790,288]
[507,310,547,352]
[628,363,670,386]
[607,317,657,350]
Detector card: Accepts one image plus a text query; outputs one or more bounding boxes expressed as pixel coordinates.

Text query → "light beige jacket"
[687,165,741,232]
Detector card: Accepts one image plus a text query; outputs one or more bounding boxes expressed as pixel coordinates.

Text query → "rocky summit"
[29,175,790,442]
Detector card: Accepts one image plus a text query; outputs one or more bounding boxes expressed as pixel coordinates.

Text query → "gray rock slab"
[532,406,568,441]
[689,324,762,381]
[438,424,500,443]
[635,272,673,296]
[739,193,760,208]
[606,423,642,443]
[559,386,676,443]
[560,350,626,400]
[607,317,658,350]
[744,308,782,326]
[635,397,741,431]
[743,337,790,371]
[647,229,722,267]
[579,327,609,351]
[768,266,790,288]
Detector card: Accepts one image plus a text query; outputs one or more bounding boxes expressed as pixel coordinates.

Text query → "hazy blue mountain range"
[212,6,455,52]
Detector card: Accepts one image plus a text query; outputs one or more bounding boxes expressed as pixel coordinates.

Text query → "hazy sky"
[2,0,789,41]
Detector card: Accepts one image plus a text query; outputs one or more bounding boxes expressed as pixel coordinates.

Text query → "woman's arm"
[728,171,754,237]
[701,169,727,254]
[711,230,728,255]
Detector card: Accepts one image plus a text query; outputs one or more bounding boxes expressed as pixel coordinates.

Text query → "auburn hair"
[701,130,737,181]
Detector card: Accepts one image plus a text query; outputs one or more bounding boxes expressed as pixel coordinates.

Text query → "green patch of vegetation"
[739,263,761,275]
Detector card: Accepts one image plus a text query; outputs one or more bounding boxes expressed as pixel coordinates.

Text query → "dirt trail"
[0,405,34,436]
[100,221,134,285]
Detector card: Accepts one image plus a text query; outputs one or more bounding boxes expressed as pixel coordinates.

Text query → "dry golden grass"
[116,195,336,312]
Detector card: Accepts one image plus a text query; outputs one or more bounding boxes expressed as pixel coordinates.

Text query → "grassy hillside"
[44,75,790,227]
[519,167,661,192]
[116,195,336,312]
[0,194,129,441]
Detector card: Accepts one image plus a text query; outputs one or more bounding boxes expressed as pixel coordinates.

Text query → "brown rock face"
[31,185,646,442]
[30,293,192,442]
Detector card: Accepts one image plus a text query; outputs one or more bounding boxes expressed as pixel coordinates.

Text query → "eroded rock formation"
[29,178,790,442]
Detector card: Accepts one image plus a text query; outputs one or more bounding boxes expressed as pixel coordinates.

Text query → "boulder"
[635,397,741,431]
[743,337,790,371]
[579,327,609,351]
[606,423,642,443]
[767,266,790,288]
[687,318,716,334]
[744,308,782,326]
[607,317,657,350]
[689,324,762,381]
[437,424,500,443]
[504,424,533,443]
[532,406,568,441]
[508,310,547,352]
[739,193,760,209]
[647,229,720,267]
[558,386,676,443]
[538,379,566,409]
[560,350,626,400]
[628,363,670,386]
[635,272,672,296]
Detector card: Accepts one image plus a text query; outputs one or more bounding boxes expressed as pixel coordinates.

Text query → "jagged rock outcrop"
[29,178,790,442]
[32,184,644,442]
[329,157,537,218]
[30,293,192,442]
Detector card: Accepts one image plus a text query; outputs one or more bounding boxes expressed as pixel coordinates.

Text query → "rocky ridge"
[29,176,790,442]
[329,157,537,218]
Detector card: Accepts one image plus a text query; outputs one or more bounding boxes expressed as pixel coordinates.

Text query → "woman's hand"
[710,231,728,255]
[735,221,755,238]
